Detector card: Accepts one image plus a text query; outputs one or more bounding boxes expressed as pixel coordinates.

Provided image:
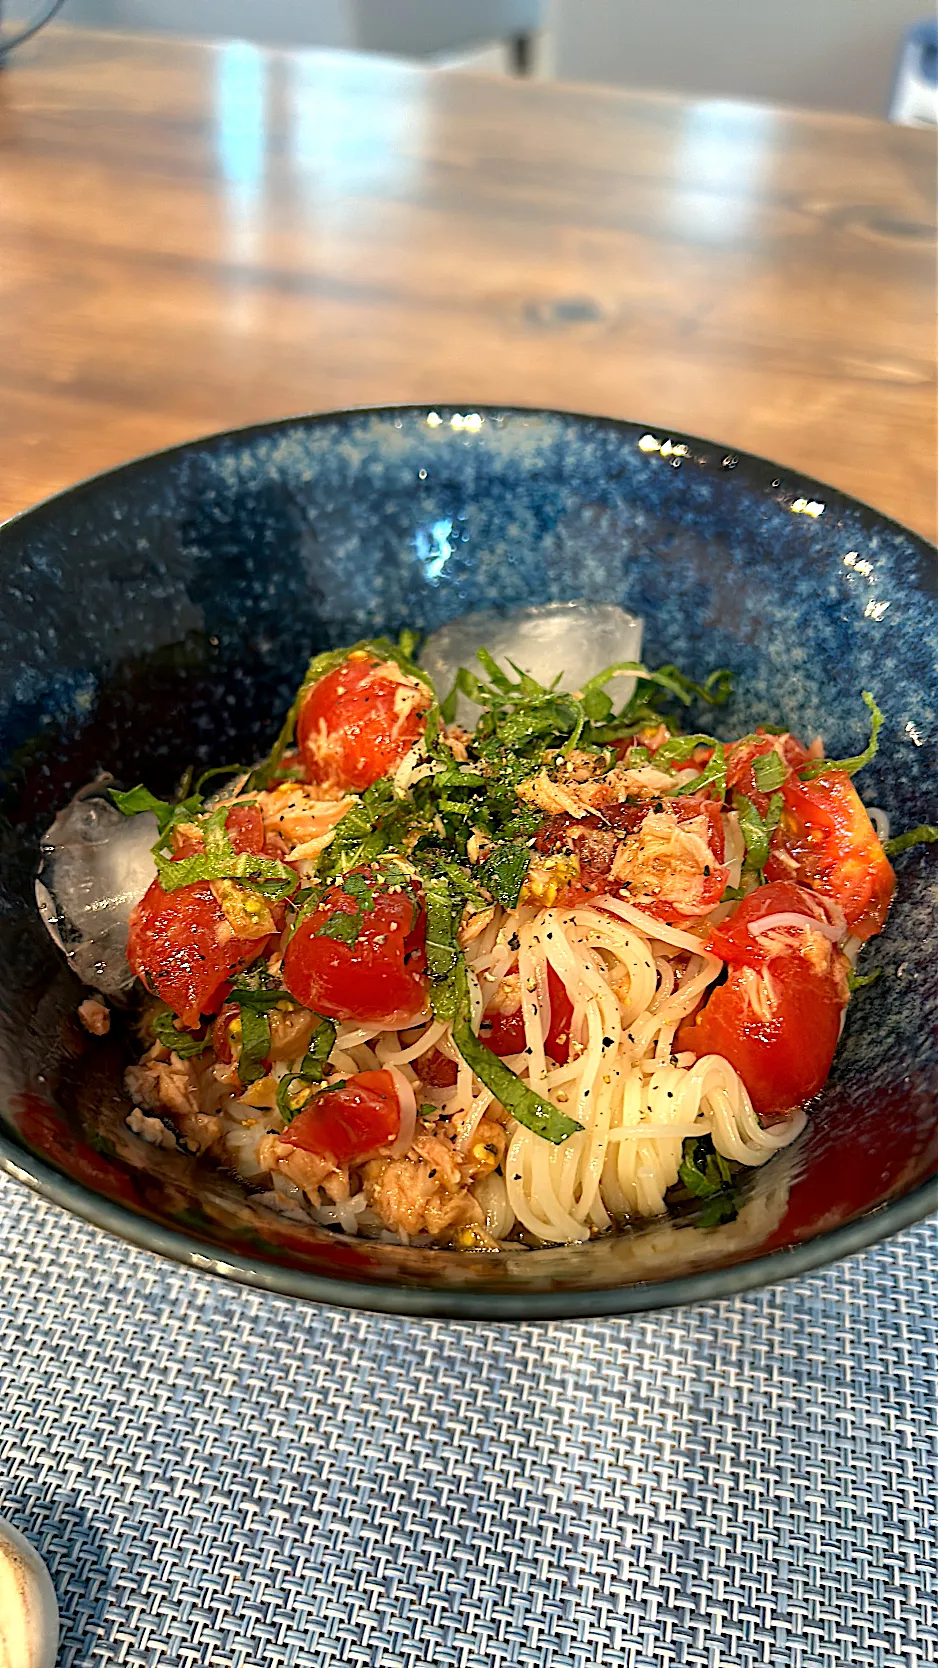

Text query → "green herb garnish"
[652,733,718,770]
[800,691,882,780]
[883,825,938,858]
[111,784,205,839]
[276,1018,338,1121]
[677,1136,739,1222]
[423,874,461,983]
[152,804,297,900]
[679,1136,733,1197]
[847,968,882,992]
[751,750,789,793]
[227,974,297,1087]
[675,741,727,800]
[447,960,581,1144]
[734,790,784,873]
[477,840,531,910]
[151,1011,211,1059]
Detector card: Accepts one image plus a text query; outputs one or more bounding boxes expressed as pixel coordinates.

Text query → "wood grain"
[0,27,934,534]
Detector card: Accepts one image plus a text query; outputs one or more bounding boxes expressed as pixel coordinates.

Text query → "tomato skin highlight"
[764,769,895,941]
[282,1068,400,1164]
[297,652,431,793]
[127,805,274,1026]
[679,882,849,1117]
[282,871,429,1026]
[480,964,575,1063]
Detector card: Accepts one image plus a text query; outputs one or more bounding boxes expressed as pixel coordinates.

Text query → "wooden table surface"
[0,27,935,536]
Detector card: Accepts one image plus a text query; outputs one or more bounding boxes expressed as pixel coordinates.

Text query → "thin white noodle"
[750,912,842,941]
[387,1066,417,1157]
[380,1020,448,1066]
[210,882,809,1247]
[868,805,890,843]
[499,902,805,1241]
[607,1122,708,1141]
[592,895,711,954]
[334,1023,386,1050]
[722,809,745,889]
[454,1087,496,1154]
[518,921,549,1090]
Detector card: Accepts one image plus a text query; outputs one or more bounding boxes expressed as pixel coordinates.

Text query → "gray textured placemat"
[0,1172,934,1668]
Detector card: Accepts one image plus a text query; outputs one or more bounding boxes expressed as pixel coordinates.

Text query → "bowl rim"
[0,401,935,1317]
[0,400,936,562]
[0,1133,935,1318]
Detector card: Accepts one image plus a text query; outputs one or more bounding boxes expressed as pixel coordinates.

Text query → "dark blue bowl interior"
[0,407,934,1317]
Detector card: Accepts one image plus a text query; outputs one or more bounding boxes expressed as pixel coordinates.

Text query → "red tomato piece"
[172,802,264,860]
[282,1068,400,1164]
[297,651,432,793]
[704,879,826,969]
[282,869,429,1026]
[212,1001,241,1063]
[414,1047,459,1088]
[678,882,849,1116]
[763,769,895,941]
[725,732,810,815]
[127,805,276,1026]
[480,964,575,1064]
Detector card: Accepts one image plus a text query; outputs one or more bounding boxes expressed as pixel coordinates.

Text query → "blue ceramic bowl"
[0,406,935,1318]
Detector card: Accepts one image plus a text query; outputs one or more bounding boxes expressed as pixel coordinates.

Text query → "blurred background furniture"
[549,0,935,118]
[13,0,936,115]
[54,0,543,68]
[0,28,934,536]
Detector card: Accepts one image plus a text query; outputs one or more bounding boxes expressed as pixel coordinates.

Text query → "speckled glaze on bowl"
[0,406,935,1319]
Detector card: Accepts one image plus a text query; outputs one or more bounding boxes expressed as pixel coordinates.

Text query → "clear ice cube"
[420,601,643,729]
[35,781,157,995]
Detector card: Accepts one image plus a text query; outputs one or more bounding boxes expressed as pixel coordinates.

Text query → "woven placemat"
[0,1172,934,1668]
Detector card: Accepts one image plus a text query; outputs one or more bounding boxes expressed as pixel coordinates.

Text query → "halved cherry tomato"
[480,963,575,1064]
[678,882,849,1117]
[282,1068,400,1163]
[283,869,429,1025]
[764,769,895,941]
[297,651,432,793]
[725,731,810,816]
[127,805,276,1026]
